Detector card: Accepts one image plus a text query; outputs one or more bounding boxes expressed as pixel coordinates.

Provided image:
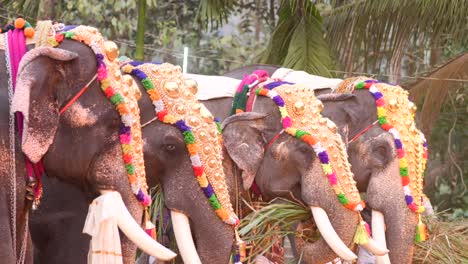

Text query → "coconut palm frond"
[325,0,468,80]
[196,0,237,30]
[408,52,468,137]
[260,0,333,76]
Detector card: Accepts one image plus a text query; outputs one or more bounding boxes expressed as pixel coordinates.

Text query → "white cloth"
[184,73,241,100]
[83,191,123,264]
[272,68,343,91]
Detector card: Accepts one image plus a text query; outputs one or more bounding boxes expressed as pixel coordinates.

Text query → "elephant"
[3,26,178,263]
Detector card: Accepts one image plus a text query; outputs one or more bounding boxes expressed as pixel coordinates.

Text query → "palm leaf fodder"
[413,216,468,264]
[238,198,318,263]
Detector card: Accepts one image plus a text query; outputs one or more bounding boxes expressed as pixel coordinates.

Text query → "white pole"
[183,46,189,74]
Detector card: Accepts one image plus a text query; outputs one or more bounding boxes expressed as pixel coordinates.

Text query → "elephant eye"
[165,144,176,151]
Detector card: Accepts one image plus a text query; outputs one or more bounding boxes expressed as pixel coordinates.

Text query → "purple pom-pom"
[202,185,214,198]
[119,124,131,134]
[423,142,428,148]
[405,195,413,205]
[318,151,329,164]
[136,189,145,201]
[394,139,403,149]
[372,92,383,100]
[175,120,191,132]
[273,95,285,106]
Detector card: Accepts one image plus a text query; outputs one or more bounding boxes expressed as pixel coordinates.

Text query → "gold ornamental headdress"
[120,62,239,226]
[335,78,429,242]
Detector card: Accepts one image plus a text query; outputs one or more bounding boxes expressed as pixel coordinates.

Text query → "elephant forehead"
[273,85,362,205]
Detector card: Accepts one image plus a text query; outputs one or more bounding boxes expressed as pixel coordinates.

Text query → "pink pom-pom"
[97,65,108,80]
[397,149,405,158]
[327,173,338,185]
[142,195,151,206]
[119,134,132,144]
[282,117,292,128]
[376,98,385,107]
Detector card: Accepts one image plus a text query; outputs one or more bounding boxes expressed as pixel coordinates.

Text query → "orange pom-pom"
[14,18,26,29]
[24,27,35,38]
[187,143,198,155]
[215,208,230,220]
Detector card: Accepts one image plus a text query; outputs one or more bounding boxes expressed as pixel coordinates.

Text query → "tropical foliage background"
[1,0,467,219]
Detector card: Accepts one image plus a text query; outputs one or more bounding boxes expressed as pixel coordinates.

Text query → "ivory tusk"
[310,206,358,261]
[100,190,177,261]
[361,237,389,256]
[171,210,202,264]
[372,210,391,264]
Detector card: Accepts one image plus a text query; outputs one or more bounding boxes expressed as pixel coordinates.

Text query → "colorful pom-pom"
[14,18,25,29]
[24,27,35,38]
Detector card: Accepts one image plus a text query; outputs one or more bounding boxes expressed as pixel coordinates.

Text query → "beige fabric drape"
[83,191,123,264]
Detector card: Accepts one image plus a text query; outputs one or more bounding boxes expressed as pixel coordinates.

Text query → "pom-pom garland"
[121,63,239,226]
[0,17,35,38]
[52,28,151,208]
[254,87,366,212]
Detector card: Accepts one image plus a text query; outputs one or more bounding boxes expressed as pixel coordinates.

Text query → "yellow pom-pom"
[14,18,26,29]
[399,158,408,168]
[197,174,209,188]
[24,27,35,38]
[377,106,386,117]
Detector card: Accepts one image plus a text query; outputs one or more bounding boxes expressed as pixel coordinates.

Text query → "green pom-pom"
[354,222,369,245]
[183,131,196,144]
[255,88,261,95]
[230,85,249,115]
[64,31,76,39]
[337,193,349,205]
[125,164,135,174]
[295,130,308,139]
[110,94,124,105]
[208,194,222,209]
[400,168,408,176]
[141,78,154,90]
[355,82,365,89]
[215,122,222,133]
[378,116,387,125]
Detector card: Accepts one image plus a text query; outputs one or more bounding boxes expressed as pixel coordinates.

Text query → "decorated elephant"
[3,25,177,263]
[215,66,429,263]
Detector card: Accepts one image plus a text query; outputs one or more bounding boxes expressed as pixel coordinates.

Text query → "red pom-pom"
[104,87,115,98]
[408,203,418,212]
[123,154,132,163]
[24,27,35,38]
[381,123,393,131]
[375,98,385,106]
[364,82,373,89]
[14,18,25,29]
[401,176,410,186]
[192,166,204,177]
[55,34,64,43]
[157,110,168,121]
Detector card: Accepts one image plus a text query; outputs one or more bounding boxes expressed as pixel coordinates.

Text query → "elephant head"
[222,84,387,263]
[319,80,427,263]
[122,62,241,263]
[10,26,175,263]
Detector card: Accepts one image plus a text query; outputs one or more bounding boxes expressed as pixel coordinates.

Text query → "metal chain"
[17,213,29,264]
[4,31,17,261]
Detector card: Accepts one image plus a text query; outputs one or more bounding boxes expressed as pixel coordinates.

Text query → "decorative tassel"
[415,215,427,242]
[354,215,370,245]
[144,208,157,240]
[232,229,244,264]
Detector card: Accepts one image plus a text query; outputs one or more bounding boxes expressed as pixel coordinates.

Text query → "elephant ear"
[222,112,267,190]
[11,47,79,163]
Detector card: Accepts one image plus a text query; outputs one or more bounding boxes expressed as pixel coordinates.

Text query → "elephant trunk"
[367,159,418,264]
[298,159,359,263]
[164,172,234,264]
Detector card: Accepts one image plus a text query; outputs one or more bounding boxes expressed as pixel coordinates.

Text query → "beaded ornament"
[335,78,428,242]
[50,26,151,207]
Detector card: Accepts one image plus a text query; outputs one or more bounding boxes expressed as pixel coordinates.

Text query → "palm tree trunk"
[135,0,147,61]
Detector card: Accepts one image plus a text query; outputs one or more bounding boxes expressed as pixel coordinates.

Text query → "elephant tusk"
[310,206,358,261]
[372,210,391,264]
[100,190,177,261]
[361,237,389,256]
[171,210,202,264]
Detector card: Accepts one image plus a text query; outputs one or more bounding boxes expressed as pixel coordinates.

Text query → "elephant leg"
[0,185,16,263]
